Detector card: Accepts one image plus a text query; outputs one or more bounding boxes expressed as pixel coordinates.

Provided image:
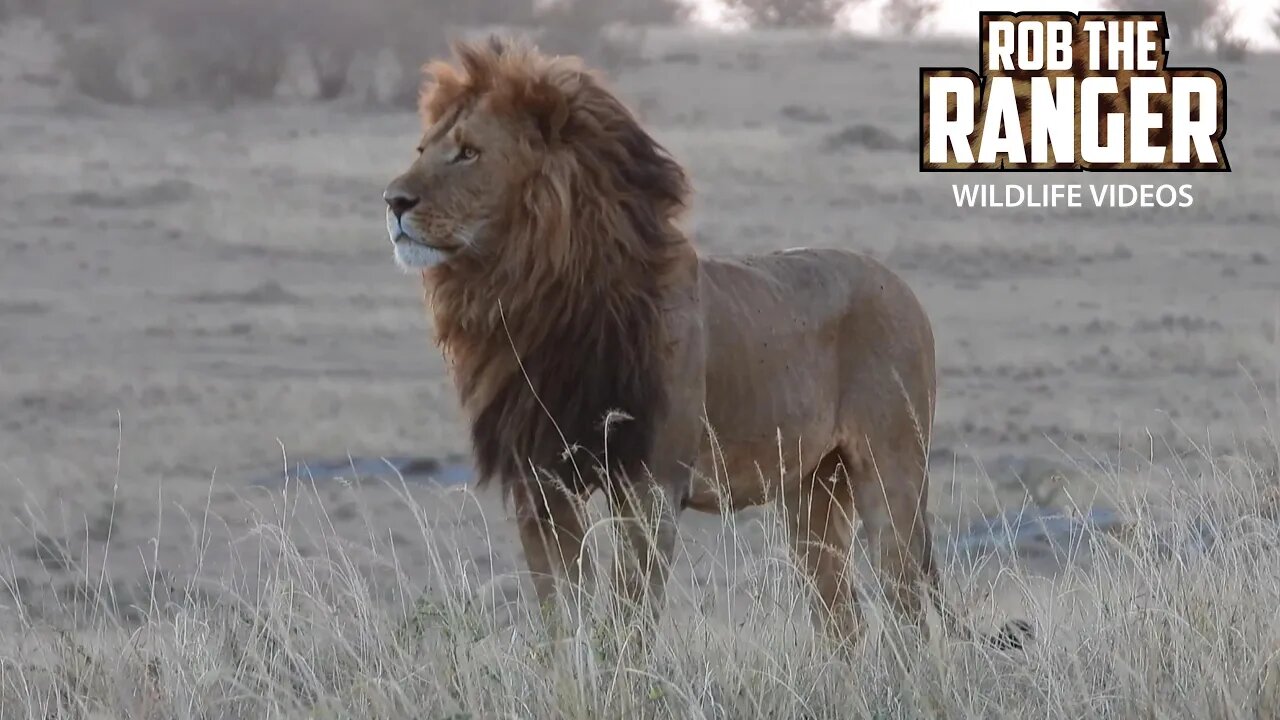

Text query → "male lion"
[382,37,1025,650]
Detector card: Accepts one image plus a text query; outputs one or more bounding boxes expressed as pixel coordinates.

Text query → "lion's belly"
[684,439,811,512]
[684,422,841,511]
[686,348,842,512]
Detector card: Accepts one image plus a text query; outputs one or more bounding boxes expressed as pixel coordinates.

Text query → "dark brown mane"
[419,37,693,502]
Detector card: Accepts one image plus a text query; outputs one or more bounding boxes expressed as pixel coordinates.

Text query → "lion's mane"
[419,38,692,498]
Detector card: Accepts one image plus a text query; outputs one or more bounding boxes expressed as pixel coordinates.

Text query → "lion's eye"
[415,146,425,156]
[452,144,479,163]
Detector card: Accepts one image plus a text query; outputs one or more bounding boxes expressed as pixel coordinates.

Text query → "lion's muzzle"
[383,188,420,246]
[384,188,419,219]
[384,202,455,270]
[385,208,404,246]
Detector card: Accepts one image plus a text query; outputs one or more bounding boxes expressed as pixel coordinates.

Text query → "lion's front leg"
[513,480,593,638]
[608,473,686,647]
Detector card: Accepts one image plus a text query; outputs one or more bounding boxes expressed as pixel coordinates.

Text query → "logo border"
[918,10,1231,173]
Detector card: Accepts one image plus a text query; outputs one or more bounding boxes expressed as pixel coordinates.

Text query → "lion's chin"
[393,237,455,270]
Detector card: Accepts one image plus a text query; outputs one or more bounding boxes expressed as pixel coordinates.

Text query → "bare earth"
[1,26,1278,626]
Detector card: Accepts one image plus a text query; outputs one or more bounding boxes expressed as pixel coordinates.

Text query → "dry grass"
[1,435,1278,719]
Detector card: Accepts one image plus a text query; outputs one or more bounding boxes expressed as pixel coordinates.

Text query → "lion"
[381,36,1028,651]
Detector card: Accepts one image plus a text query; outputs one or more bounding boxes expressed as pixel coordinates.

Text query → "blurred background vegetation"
[0,0,1266,108]
[0,0,893,107]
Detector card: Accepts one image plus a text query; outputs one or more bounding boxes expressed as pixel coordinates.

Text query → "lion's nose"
[384,189,420,219]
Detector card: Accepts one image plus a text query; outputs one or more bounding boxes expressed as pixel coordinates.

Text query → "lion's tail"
[984,619,1035,651]
[920,535,1033,651]
[929,588,1034,651]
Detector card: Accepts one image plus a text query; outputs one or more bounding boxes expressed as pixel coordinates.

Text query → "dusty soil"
[1,25,1277,626]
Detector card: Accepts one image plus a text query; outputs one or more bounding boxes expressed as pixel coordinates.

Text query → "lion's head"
[383,37,696,495]
[383,36,689,275]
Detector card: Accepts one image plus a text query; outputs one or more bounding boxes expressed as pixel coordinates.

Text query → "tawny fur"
[383,36,1028,651]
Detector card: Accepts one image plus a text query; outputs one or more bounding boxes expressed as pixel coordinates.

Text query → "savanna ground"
[2,15,1280,719]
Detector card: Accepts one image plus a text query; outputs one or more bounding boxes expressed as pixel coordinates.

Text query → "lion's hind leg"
[781,448,862,647]
[847,440,1034,651]
[846,437,937,634]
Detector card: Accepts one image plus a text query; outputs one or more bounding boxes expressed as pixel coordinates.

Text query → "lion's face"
[383,103,536,270]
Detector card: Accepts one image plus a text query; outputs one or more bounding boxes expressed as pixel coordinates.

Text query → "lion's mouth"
[386,211,461,254]
[393,233,459,254]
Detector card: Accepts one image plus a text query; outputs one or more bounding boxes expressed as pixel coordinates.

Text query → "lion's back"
[697,245,935,424]
[698,247,879,327]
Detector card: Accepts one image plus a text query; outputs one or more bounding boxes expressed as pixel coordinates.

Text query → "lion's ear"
[525,78,571,144]
[486,34,509,57]
[419,61,464,124]
[455,39,497,91]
